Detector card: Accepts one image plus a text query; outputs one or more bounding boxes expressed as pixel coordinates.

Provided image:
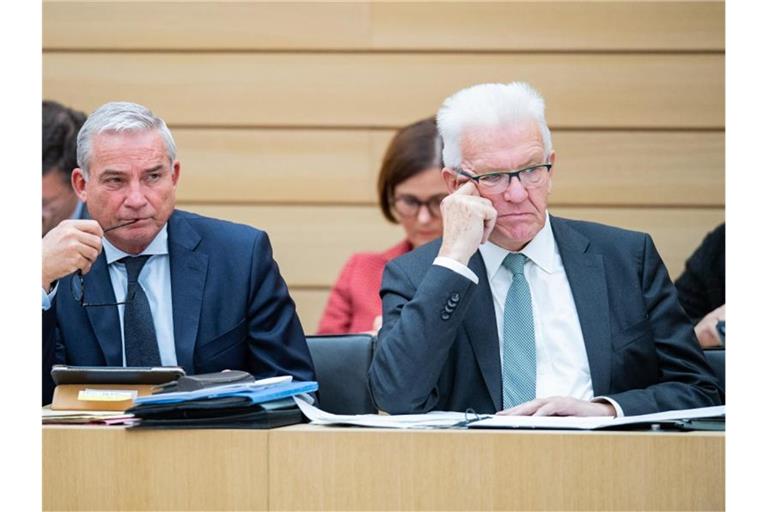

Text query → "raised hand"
[437,181,497,265]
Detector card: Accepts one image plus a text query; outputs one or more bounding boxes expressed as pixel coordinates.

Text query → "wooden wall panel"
[43,53,724,129]
[173,129,724,206]
[174,128,378,204]
[369,2,724,52]
[291,289,330,335]
[44,1,724,51]
[178,203,723,287]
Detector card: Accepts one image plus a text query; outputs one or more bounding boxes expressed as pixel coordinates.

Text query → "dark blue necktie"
[121,255,161,366]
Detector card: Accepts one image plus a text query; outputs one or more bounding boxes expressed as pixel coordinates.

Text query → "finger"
[69,219,104,237]
[480,206,497,244]
[76,243,101,265]
[453,180,480,196]
[74,231,104,252]
[79,258,94,276]
[499,399,542,416]
[532,401,561,417]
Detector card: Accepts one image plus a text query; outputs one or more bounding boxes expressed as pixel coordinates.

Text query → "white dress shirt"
[434,212,623,415]
[43,225,178,367]
[102,225,177,367]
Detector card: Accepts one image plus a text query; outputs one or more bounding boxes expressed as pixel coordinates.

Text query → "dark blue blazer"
[43,209,315,404]
[369,216,722,416]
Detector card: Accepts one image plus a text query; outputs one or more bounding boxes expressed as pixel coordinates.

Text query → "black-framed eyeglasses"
[70,219,139,308]
[455,163,552,193]
[392,193,447,218]
[71,270,136,308]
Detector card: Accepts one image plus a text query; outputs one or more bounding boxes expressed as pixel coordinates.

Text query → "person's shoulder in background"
[317,240,412,335]
[675,223,725,321]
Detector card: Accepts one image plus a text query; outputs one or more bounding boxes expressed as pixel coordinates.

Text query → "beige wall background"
[43,1,724,333]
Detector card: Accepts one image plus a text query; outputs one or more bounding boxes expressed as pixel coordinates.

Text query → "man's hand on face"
[498,396,617,417]
[42,219,104,292]
[437,180,497,266]
[694,304,725,348]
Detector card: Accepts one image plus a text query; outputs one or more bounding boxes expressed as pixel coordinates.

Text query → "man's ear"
[171,160,181,187]
[441,167,461,193]
[71,168,88,202]
[546,151,556,193]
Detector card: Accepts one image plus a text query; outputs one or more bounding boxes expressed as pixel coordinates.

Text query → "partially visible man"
[675,223,725,348]
[43,100,88,236]
[42,101,315,404]
[369,82,721,417]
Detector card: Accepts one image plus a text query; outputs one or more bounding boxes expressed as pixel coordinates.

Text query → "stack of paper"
[42,406,138,426]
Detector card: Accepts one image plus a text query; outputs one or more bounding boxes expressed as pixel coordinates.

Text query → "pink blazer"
[317,240,412,334]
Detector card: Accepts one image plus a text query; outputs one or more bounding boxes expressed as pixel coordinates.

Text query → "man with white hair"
[369,82,721,416]
[42,101,315,405]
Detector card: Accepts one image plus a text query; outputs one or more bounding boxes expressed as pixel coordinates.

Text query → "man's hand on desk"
[42,219,103,292]
[498,396,616,417]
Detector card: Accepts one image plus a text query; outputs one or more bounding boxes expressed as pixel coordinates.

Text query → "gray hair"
[76,101,177,178]
[436,82,553,169]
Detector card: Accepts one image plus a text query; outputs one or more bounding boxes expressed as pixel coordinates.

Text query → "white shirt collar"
[479,211,556,278]
[103,224,169,264]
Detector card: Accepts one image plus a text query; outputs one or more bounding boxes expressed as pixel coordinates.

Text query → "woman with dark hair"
[317,117,447,334]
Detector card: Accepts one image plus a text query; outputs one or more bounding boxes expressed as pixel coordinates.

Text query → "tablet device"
[51,365,186,386]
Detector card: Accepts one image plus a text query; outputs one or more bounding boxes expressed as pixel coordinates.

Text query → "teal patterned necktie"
[501,253,537,409]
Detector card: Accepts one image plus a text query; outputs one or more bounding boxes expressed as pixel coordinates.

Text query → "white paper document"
[294,396,470,429]
[469,405,725,430]
[294,397,723,431]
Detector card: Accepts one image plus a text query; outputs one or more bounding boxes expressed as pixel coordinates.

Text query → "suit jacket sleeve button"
[450,293,460,302]
[441,312,451,321]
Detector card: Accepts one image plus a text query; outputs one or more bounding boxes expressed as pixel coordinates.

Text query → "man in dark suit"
[369,83,721,416]
[43,100,89,236]
[42,101,314,405]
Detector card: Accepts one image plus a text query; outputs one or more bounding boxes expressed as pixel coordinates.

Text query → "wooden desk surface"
[43,424,724,511]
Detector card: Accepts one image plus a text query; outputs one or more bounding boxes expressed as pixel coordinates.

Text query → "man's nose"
[124,181,148,207]
[502,175,528,202]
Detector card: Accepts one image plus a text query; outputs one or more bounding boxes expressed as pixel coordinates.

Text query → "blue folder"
[134,380,318,406]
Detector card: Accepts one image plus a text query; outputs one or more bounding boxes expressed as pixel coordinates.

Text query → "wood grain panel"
[291,289,330,335]
[43,1,724,51]
[42,425,724,511]
[172,128,724,206]
[371,1,724,51]
[174,128,378,204]
[177,204,724,287]
[43,53,724,129]
[43,426,268,511]
[270,426,724,511]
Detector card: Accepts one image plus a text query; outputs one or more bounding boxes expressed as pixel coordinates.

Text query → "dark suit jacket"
[674,223,725,322]
[369,216,722,416]
[42,209,315,404]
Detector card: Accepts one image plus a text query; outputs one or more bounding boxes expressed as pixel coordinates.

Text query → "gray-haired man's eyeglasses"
[455,163,552,193]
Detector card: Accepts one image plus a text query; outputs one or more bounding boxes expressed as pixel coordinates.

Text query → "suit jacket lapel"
[168,213,208,374]
[84,252,123,365]
[551,217,612,396]
[464,252,503,411]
